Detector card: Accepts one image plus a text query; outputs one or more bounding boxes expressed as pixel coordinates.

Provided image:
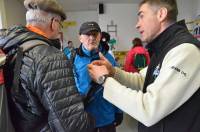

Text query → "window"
[0,11,2,29]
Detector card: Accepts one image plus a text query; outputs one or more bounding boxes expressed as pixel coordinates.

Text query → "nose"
[89,34,96,39]
[136,21,140,30]
[89,35,95,40]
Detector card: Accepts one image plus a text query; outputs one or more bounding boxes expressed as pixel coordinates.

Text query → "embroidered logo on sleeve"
[171,66,187,77]
[153,64,161,79]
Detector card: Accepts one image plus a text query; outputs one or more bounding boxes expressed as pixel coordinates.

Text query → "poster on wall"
[192,15,200,40]
[106,20,118,57]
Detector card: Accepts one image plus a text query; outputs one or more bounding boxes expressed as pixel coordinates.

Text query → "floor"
[117,114,138,132]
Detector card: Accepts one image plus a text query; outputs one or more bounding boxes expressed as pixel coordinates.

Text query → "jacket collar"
[26,25,48,38]
[146,20,188,55]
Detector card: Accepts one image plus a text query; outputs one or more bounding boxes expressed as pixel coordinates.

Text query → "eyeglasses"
[54,19,63,29]
[85,31,99,37]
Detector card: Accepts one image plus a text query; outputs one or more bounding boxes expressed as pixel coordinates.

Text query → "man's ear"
[157,7,168,22]
[51,18,57,31]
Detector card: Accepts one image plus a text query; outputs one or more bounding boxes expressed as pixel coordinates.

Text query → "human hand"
[90,52,115,76]
[88,63,109,83]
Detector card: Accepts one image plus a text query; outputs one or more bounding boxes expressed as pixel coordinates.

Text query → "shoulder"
[163,43,200,68]
[27,45,68,66]
[166,43,200,58]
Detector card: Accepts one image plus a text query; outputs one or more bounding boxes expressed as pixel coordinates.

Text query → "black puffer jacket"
[2,26,95,132]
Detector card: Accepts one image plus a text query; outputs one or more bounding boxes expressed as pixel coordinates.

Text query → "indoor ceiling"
[18,0,141,12]
[58,0,141,12]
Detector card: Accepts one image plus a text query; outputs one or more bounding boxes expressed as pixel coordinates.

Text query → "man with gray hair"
[2,0,95,131]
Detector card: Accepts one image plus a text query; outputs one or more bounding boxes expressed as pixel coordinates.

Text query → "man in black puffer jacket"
[2,0,95,131]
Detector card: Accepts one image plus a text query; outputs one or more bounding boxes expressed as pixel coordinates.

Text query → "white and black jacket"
[102,21,200,132]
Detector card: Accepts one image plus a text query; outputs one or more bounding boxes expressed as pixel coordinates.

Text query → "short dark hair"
[101,32,110,43]
[67,41,72,44]
[132,38,142,47]
[139,0,178,22]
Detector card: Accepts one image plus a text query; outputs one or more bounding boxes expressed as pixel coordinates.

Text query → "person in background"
[88,0,200,132]
[100,31,110,54]
[124,37,150,73]
[67,40,74,49]
[64,21,123,132]
[63,40,74,55]
[2,0,95,131]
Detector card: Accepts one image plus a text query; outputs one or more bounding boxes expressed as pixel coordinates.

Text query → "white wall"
[0,0,7,28]
[98,1,199,51]
[177,0,198,21]
[99,3,140,51]
[1,0,198,50]
[197,0,200,15]
[4,0,26,27]
[64,11,98,48]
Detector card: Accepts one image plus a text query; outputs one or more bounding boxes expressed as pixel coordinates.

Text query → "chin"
[91,45,98,49]
[90,47,98,51]
[142,37,150,43]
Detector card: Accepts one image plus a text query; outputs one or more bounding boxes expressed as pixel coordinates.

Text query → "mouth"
[140,31,144,35]
[90,41,97,45]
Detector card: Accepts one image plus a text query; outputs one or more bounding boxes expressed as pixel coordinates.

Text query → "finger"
[87,64,92,69]
[88,64,96,72]
[99,52,108,61]
[99,52,110,64]
[88,68,93,76]
[88,70,92,76]
[91,60,104,66]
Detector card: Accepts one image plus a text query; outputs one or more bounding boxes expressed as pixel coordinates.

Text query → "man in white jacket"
[88,0,200,132]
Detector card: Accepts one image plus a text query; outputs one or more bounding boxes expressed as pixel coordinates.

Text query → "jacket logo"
[171,66,187,77]
[153,64,160,79]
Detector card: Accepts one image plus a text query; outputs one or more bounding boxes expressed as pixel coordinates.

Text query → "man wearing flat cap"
[2,0,95,132]
[64,21,123,132]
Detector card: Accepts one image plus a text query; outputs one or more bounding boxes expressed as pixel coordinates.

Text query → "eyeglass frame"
[52,17,63,29]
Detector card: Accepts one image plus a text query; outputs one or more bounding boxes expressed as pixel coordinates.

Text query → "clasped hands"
[88,52,115,83]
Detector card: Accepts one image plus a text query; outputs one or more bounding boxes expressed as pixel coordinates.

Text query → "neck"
[160,21,175,34]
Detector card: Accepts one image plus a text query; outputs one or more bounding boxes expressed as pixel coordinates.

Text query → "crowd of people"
[0,0,200,132]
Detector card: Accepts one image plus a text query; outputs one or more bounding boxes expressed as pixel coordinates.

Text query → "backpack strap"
[20,40,48,52]
[12,40,48,94]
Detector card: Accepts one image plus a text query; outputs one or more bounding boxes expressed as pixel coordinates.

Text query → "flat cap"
[24,0,66,21]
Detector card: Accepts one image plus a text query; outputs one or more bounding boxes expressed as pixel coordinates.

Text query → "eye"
[139,14,144,19]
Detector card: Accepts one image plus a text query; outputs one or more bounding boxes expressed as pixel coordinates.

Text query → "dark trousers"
[94,123,116,132]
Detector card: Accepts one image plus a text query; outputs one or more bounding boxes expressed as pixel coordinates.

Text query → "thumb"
[99,52,108,62]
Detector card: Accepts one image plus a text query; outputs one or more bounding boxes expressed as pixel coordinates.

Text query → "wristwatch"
[96,75,109,85]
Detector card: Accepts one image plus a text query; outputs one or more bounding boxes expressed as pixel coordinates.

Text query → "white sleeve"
[113,67,147,90]
[103,43,200,126]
